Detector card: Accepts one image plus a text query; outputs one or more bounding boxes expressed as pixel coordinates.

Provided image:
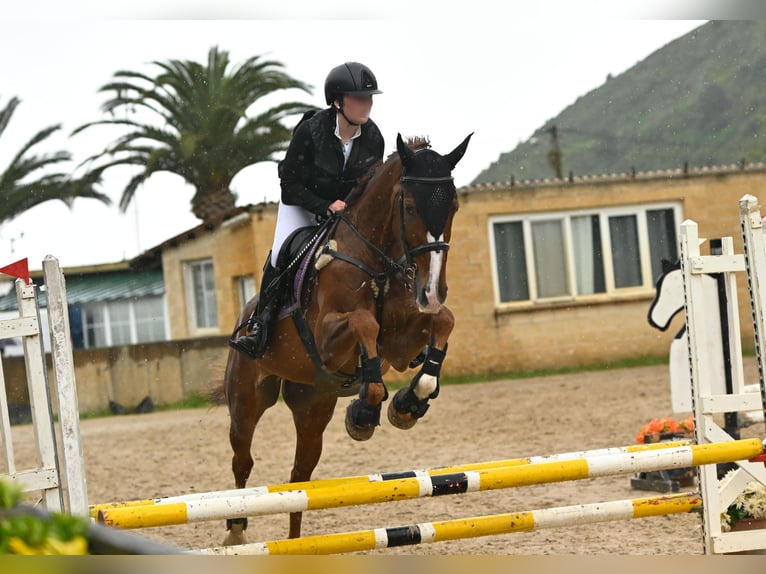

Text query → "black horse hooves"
[345,391,427,440]
[344,399,377,441]
[387,388,419,430]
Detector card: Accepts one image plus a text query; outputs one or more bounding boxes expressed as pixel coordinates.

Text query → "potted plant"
[634,416,695,444]
[631,417,696,492]
[720,471,766,532]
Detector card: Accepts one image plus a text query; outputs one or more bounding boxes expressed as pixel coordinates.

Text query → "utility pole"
[546,125,563,179]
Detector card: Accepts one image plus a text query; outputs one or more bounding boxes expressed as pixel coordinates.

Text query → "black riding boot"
[229,262,281,359]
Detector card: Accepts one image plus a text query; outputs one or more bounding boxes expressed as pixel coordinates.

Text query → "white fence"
[0,255,88,515]
[681,194,766,554]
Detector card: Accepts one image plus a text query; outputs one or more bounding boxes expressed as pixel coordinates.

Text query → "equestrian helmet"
[324,62,382,105]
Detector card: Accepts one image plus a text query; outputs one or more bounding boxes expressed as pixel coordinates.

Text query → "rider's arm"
[278,123,333,217]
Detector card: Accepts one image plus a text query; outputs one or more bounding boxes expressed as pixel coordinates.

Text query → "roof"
[0,270,164,312]
[461,160,766,194]
[129,203,275,268]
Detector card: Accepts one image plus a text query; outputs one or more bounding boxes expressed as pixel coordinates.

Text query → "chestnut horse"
[222,132,472,544]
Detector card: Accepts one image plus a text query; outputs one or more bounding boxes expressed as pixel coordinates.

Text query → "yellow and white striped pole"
[96,438,763,529]
[89,438,691,519]
[199,492,702,555]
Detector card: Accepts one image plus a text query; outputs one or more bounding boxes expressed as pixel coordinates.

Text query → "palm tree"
[0,96,110,225]
[73,46,314,221]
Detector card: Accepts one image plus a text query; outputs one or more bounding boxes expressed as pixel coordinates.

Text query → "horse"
[221,132,472,544]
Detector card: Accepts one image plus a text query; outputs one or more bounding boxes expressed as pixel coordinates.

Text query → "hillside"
[474,21,766,184]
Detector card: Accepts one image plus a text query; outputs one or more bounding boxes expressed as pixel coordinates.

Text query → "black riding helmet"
[324,62,383,105]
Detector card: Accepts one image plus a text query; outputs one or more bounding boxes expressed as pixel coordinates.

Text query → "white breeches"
[270,200,318,267]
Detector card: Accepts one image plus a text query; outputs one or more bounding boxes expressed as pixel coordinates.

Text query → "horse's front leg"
[388,306,454,430]
[318,308,386,441]
[345,346,389,441]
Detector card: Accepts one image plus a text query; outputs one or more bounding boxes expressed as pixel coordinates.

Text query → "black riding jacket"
[278,107,385,217]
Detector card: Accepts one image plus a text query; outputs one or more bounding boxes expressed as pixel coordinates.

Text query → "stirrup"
[229,337,261,360]
[229,329,267,359]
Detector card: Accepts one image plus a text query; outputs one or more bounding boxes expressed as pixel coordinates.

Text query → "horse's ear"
[444,132,474,170]
[397,133,415,169]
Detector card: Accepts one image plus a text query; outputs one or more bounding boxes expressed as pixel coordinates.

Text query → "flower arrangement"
[635,416,695,444]
[720,470,766,532]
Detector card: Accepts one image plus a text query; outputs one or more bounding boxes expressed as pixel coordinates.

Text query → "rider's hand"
[327,200,347,216]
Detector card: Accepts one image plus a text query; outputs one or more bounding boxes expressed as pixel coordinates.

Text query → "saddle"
[273,223,331,320]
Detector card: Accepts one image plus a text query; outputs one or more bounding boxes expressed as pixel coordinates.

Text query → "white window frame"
[489,202,682,307]
[80,296,168,349]
[236,275,256,310]
[183,258,219,334]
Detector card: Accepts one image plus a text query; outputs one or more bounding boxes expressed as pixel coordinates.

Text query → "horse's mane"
[345,136,431,206]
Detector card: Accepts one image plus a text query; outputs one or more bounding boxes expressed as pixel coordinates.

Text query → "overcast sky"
[0,4,714,269]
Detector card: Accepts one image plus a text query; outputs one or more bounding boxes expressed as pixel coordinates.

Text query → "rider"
[229,61,385,359]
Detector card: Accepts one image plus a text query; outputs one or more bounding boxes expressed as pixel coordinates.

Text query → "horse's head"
[648,258,684,331]
[396,132,472,313]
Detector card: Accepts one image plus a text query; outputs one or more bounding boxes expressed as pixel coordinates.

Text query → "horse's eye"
[405,204,416,217]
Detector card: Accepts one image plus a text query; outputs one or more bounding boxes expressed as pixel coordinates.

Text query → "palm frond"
[74,46,315,220]
[0,96,110,224]
[0,96,21,138]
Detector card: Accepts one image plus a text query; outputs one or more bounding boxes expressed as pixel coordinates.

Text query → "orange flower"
[635,417,694,443]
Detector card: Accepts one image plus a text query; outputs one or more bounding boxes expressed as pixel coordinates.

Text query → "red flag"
[0,258,30,284]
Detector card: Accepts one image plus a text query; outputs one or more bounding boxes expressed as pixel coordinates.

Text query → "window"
[80,296,167,349]
[236,275,256,310]
[134,297,166,343]
[185,259,218,330]
[490,204,680,304]
[84,305,107,348]
[571,214,605,295]
[109,300,132,346]
[646,208,679,282]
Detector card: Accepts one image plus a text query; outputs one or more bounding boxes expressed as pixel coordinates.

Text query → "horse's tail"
[208,379,227,405]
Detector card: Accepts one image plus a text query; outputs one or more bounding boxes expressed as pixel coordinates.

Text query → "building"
[145,162,766,378]
[3,163,765,414]
[0,260,166,355]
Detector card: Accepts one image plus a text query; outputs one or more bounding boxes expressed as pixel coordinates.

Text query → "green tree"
[73,46,313,221]
[0,97,109,225]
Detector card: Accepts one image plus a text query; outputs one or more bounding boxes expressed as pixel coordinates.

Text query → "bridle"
[398,174,453,269]
[320,169,456,324]
[324,172,455,285]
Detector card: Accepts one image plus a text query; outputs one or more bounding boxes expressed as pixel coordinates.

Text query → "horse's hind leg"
[222,350,281,546]
[282,380,338,539]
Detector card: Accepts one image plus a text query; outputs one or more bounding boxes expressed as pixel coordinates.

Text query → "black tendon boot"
[229,262,281,359]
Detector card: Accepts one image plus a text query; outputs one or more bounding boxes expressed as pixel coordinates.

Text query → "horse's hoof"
[387,388,418,430]
[345,400,376,441]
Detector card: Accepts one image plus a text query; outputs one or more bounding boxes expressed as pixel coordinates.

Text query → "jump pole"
[96,437,764,529]
[89,439,692,519]
[198,491,702,555]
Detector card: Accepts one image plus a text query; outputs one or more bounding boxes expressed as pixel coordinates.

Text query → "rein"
[320,211,403,328]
